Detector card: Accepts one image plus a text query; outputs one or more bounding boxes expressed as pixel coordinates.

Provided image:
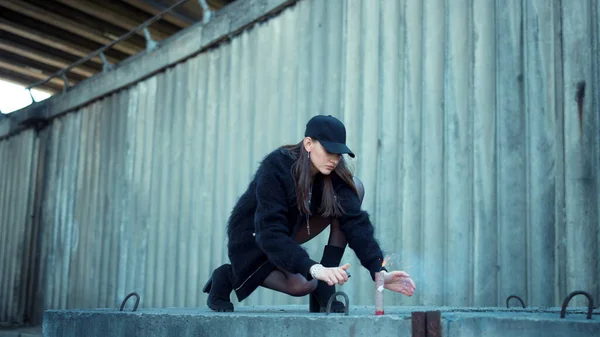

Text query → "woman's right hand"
[310,263,351,286]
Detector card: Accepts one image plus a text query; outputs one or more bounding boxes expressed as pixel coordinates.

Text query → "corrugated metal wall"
[1,0,599,323]
[0,130,39,324]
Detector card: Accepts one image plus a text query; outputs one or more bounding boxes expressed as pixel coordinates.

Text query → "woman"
[203,115,416,312]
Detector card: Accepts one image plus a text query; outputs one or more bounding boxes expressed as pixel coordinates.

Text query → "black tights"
[261,177,365,296]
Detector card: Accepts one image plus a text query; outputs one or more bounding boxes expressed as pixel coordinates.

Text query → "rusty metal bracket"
[198,0,212,24]
[412,311,442,337]
[560,290,593,319]
[325,291,349,316]
[27,88,36,103]
[60,73,70,92]
[143,27,158,52]
[506,295,526,308]
[119,292,140,312]
[99,52,112,73]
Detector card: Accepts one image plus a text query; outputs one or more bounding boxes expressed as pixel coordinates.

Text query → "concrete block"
[447,313,600,337]
[42,306,600,337]
[0,332,21,337]
[0,326,42,337]
[43,306,413,337]
[20,333,42,337]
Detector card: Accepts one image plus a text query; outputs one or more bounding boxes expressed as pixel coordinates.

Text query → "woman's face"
[304,138,341,176]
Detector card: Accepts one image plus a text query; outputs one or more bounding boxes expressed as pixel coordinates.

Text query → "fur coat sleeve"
[333,175,386,280]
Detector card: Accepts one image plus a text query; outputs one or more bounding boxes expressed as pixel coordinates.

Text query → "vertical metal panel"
[0,137,10,321]
[377,0,402,276]
[346,0,381,301]
[203,48,221,306]
[421,0,445,306]
[152,71,172,308]
[472,0,497,307]
[2,0,599,319]
[181,56,201,307]
[118,85,137,308]
[552,0,567,305]
[562,0,598,307]
[132,77,159,308]
[524,0,558,306]
[495,0,528,304]
[0,130,38,324]
[595,0,600,307]
[401,0,424,307]
[96,96,110,308]
[445,0,472,306]
[172,62,189,307]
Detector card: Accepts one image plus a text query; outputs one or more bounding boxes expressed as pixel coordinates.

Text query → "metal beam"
[0,70,61,94]
[207,0,234,10]
[0,59,70,88]
[0,38,98,78]
[0,53,83,85]
[0,0,142,56]
[56,0,174,41]
[122,0,195,28]
[0,19,121,66]
[100,1,183,34]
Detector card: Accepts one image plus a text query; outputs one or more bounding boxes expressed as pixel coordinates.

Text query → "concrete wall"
[0,0,599,325]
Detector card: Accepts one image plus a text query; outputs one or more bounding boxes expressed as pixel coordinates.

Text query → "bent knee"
[287,278,316,297]
[352,176,365,204]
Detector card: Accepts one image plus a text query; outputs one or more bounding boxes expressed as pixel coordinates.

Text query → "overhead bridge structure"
[0,0,234,95]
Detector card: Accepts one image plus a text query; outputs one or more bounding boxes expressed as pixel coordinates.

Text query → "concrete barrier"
[42,305,599,337]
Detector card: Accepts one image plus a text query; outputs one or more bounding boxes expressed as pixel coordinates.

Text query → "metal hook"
[506,295,526,308]
[119,292,140,312]
[325,291,349,316]
[560,291,594,319]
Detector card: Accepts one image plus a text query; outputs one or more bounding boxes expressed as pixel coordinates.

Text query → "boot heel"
[202,278,212,293]
[206,264,234,312]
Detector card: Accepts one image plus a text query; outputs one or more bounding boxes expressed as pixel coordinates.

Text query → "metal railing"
[24,0,213,101]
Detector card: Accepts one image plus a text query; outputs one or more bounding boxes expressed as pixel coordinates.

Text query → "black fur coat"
[226,147,385,301]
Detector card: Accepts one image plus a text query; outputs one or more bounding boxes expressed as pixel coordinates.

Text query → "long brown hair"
[282,141,359,218]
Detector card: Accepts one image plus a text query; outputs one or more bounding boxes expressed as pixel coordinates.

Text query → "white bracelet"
[310,264,323,279]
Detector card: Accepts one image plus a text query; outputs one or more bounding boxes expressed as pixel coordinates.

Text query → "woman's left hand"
[382,271,416,296]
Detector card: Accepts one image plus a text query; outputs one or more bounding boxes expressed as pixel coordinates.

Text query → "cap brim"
[320,140,355,158]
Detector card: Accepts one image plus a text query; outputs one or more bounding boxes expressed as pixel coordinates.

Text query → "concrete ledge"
[43,305,600,337]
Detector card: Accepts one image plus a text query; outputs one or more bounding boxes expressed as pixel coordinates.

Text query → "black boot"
[309,245,346,313]
[202,264,234,312]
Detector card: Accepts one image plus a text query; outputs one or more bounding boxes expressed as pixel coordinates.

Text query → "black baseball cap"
[304,115,355,158]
